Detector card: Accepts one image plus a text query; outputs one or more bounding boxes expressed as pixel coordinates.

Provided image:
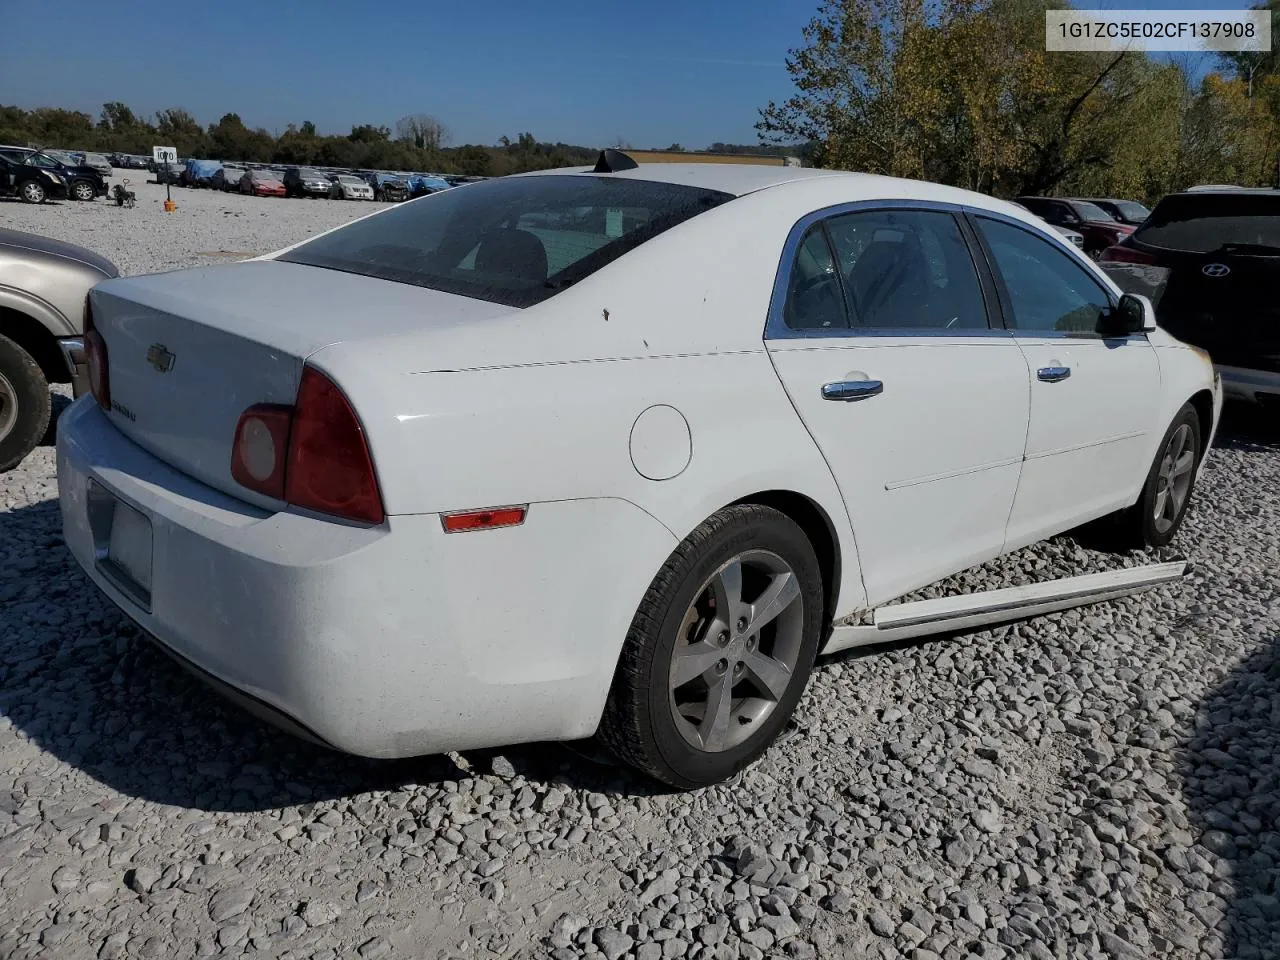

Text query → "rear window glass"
[279,174,733,308]
[1135,193,1280,253]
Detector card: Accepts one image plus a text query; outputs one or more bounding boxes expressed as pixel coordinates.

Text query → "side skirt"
[821,561,1187,654]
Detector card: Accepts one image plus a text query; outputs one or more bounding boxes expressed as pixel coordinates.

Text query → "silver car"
[0,228,116,470]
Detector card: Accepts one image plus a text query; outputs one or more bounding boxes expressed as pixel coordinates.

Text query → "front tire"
[599,504,824,789]
[0,334,52,472]
[1116,403,1202,548]
[71,180,96,201]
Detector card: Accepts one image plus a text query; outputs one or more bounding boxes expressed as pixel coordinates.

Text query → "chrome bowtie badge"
[1201,263,1230,277]
[146,343,176,373]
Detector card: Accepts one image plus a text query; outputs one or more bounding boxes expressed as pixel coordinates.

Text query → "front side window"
[280,175,732,308]
[825,209,989,330]
[976,217,1113,333]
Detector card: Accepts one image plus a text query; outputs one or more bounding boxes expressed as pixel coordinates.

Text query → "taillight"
[230,405,291,499]
[286,367,384,524]
[1098,243,1155,265]
[85,320,110,411]
[231,366,384,524]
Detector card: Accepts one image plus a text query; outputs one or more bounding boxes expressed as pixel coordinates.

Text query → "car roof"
[520,162,1035,216]
[1177,185,1280,196]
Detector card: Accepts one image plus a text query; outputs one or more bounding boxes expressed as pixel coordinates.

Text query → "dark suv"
[1014,196,1135,258]
[283,167,337,198]
[0,153,69,203]
[0,146,108,202]
[1099,188,1280,410]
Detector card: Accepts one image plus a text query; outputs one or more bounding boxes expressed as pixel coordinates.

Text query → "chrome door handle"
[821,380,883,402]
[1037,366,1071,383]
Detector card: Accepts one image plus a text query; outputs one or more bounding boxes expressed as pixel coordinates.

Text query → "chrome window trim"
[765,198,1044,342]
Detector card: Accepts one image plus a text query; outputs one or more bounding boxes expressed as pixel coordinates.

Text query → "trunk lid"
[91,260,511,503]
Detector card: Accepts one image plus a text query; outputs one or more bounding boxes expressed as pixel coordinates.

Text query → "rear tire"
[1114,403,1202,548]
[598,504,824,789]
[0,334,52,473]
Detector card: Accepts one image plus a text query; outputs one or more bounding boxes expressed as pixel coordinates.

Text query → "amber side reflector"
[441,506,528,533]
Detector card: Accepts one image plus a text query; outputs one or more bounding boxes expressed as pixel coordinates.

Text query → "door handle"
[821,380,883,402]
[1037,366,1071,383]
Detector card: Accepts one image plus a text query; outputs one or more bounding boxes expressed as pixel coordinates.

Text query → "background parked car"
[330,173,374,200]
[240,168,286,197]
[1015,196,1135,258]
[0,153,69,204]
[1083,198,1151,226]
[364,172,409,201]
[213,165,246,191]
[283,167,335,198]
[182,159,223,188]
[1010,201,1085,250]
[79,153,114,179]
[0,146,107,202]
[0,227,117,470]
[1099,187,1279,410]
[155,162,186,185]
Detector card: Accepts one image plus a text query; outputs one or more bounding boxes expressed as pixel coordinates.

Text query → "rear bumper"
[1218,364,1280,404]
[56,398,675,757]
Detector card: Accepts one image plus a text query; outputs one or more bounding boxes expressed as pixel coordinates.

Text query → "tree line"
[0,105,622,176]
[758,0,1280,203]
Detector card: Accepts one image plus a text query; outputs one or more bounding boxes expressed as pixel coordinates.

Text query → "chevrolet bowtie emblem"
[146,343,176,373]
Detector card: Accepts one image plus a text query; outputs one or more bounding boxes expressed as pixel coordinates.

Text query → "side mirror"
[1106,293,1157,336]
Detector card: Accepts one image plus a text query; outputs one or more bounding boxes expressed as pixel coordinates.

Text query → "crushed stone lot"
[2,184,1280,960]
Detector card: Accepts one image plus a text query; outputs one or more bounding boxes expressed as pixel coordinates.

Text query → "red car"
[239,169,287,197]
[1015,196,1135,259]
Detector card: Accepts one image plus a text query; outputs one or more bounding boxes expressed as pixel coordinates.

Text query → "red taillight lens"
[230,405,292,499]
[85,328,110,410]
[441,506,528,533]
[1098,243,1155,265]
[285,367,384,524]
[230,367,385,525]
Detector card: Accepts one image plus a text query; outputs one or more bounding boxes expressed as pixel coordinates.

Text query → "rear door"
[765,205,1031,605]
[970,214,1161,549]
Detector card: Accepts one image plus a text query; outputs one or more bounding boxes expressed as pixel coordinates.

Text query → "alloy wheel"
[1153,422,1195,534]
[20,181,45,203]
[0,371,18,443]
[73,181,95,201]
[668,550,805,753]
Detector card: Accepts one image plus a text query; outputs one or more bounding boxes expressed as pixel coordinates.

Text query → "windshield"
[26,152,62,168]
[298,168,324,178]
[255,170,282,181]
[339,175,363,184]
[279,174,733,308]
[1070,201,1113,222]
[1135,192,1280,253]
[1113,201,1150,222]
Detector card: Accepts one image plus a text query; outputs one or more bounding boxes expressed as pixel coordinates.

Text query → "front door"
[970,215,1161,549]
[766,206,1031,606]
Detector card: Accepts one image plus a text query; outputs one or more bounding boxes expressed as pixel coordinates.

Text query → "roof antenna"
[593,149,638,173]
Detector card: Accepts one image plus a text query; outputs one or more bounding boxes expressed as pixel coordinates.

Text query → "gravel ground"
[1,192,1279,960]
[1,177,392,275]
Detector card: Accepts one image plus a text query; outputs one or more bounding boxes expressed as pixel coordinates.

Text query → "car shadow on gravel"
[1214,401,1279,451]
[1183,632,1280,959]
[0,499,663,813]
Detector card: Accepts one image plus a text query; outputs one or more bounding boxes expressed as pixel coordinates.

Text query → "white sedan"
[57,158,1221,788]
[332,174,375,200]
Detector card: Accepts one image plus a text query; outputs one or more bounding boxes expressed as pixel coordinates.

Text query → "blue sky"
[0,0,1253,149]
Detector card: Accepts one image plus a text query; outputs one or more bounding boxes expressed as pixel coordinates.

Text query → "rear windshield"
[1112,200,1150,221]
[1135,193,1280,252]
[279,174,733,307]
[1070,201,1113,222]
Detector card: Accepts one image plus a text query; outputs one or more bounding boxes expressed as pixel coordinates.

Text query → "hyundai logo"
[146,343,176,373]
[1201,263,1231,277]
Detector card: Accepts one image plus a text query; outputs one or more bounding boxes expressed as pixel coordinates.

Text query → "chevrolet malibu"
[58,160,1221,788]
